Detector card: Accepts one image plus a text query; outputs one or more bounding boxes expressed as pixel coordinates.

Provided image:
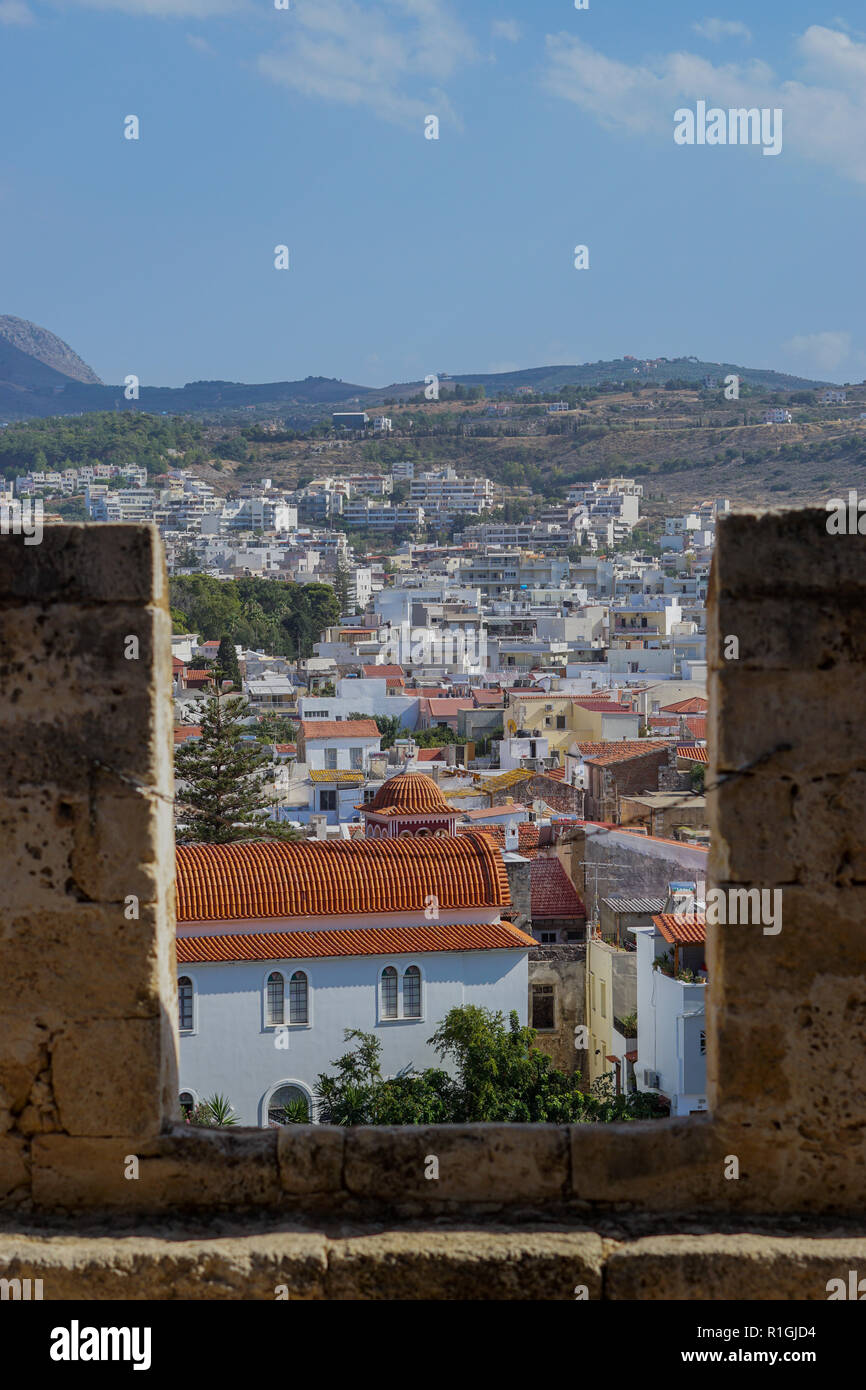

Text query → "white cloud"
[693,19,752,44]
[53,0,245,14]
[258,0,476,129]
[0,0,35,24]
[783,331,853,374]
[492,19,520,43]
[186,33,214,54]
[543,26,866,185]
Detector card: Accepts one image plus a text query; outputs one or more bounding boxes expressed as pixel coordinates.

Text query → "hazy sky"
[1,0,864,387]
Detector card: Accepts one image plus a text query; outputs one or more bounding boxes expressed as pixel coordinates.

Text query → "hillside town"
[138,461,721,1127]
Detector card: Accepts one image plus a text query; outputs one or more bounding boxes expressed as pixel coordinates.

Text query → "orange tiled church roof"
[175,832,509,923]
[177,920,535,964]
[364,771,452,816]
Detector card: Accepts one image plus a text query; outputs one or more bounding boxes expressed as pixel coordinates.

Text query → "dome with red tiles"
[364,772,452,816]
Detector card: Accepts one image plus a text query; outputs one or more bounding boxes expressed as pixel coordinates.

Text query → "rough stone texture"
[707,509,866,1214]
[31,1129,282,1212]
[605,1234,866,1301]
[326,1229,604,1300]
[0,525,177,1152]
[277,1125,345,1195]
[2,1225,865,1300]
[344,1125,570,1206]
[0,1230,328,1299]
[528,952,587,1074]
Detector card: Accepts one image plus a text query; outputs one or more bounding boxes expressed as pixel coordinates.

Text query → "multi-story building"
[410,467,495,516]
[176,786,533,1124]
[630,901,707,1117]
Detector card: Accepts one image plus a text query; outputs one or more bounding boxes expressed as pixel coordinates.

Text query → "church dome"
[365,772,452,816]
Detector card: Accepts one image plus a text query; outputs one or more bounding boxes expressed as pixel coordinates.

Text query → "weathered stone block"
[0,524,163,605]
[51,1019,174,1138]
[31,1129,282,1211]
[277,1125,344,1194]
[606,1234,866,1300]
[0,1230,328,1299]
[0,1135,30,1199]
[2,904,171,1026]
[326,1229,604,1300]
[344,1124,569,1204]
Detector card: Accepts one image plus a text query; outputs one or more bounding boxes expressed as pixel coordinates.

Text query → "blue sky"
[1,0,864,387]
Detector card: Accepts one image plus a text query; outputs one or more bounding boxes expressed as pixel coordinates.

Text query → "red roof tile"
[362,664,404,679]
[365,772,452,814]
[177,920,535,964]
[457,823,543,858]
[684,717,707,738]
[580,740,669,767]
[421,698,475,715]
[677,745,708,763]
[415,748,444,761]
[652,912,706,944]
[173,725,202,744]
[176,832,510,922]
[530,859,585,919]
[660,697,707,714]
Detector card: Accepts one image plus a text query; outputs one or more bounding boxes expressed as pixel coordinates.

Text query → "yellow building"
[587,937,638,1092]
[505,694,639,758]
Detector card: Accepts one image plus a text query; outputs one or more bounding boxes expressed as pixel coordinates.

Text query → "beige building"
[619,792,707,840]
[506,694,639,757]
[586,937,638,1091]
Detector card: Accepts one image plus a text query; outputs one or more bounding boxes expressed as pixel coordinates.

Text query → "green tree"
[174,693,301,843]
[255,713,298,745]
[413,724,458,748]
[312,1011,668,1126]
[216,636,241,690]
[175,543,200,569]
[334,557,351,613]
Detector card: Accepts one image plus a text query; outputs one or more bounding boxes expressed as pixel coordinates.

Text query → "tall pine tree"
[174,693,300,843]
[216,635,242,690]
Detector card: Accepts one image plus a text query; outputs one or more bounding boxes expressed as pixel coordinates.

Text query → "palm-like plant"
[280,1097,311,1124]
[188,1092,239,1127]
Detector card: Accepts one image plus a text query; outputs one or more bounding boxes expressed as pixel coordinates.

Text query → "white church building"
[176,773,534,1125]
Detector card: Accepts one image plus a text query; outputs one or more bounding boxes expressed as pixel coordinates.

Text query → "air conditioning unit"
[643,1069,660,1089]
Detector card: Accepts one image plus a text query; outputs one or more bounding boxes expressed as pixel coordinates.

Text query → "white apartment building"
[630,894,707,1118]
[410,468,495,515]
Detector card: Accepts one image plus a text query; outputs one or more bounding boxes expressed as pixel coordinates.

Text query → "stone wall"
[2,516,866,1299]
[528,947,587,1074]
[0,525,177,1211]
[558,823,709,907]
[585,744,672,822]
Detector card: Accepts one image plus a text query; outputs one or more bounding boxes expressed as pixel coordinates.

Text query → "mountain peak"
[0,315,102,385]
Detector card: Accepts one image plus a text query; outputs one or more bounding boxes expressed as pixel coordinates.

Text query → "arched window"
[179,1090,195,1117]
[267,1083,310,1126]
[178,976,194,1032]
[266,971,284,1027]
[403,965,421,1018]
[381,966,398,1019]
[416,827,430,837]
[434,828,450,838]
[289,970,308,1025]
